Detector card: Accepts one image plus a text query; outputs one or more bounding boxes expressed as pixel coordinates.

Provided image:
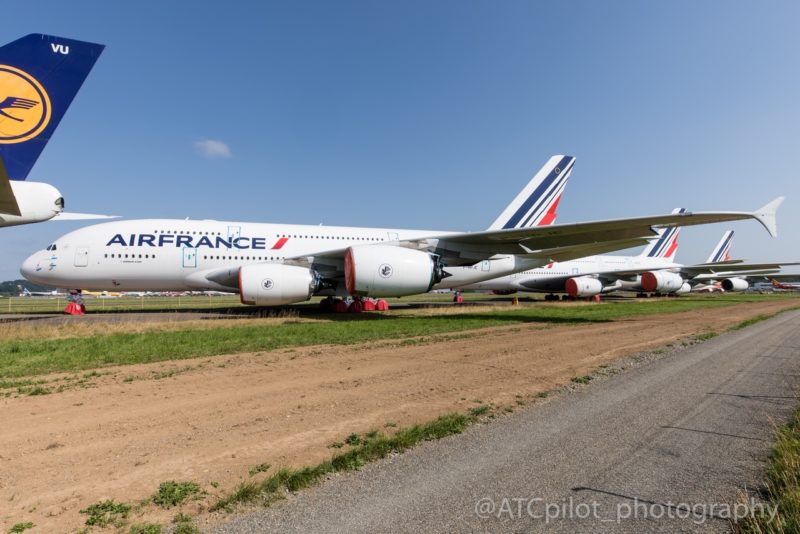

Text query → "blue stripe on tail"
[502,156,574,229]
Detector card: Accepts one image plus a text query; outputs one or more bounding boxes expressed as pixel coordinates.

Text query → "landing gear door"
[74,247,89,267]
[182,247,197,268]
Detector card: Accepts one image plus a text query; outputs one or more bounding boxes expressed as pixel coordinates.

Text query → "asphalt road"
[212,309,800,533]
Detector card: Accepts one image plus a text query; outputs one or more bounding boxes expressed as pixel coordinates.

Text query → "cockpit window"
[46,244,57,251]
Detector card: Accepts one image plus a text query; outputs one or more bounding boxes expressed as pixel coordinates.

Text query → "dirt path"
[0,300,795,532]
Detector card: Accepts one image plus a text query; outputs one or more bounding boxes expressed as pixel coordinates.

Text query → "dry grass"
[0,315,318,342]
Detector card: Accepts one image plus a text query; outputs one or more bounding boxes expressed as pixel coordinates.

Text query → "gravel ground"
[211,309,800,533]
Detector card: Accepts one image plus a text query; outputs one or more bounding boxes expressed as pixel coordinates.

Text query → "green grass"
[469,405,490,416]
[211,412,473,512]
[151,481,202,508]
[128,524,161,534]
[1,294,795,379]
[695,331,718,341]
[8,523,33,533]
[248,463,271,476]
[79,499,131,527]
[571,375,593,384]
[736,403,800,533]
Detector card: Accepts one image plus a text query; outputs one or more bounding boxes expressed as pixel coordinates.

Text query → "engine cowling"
[721,277,749,291]
[565,276,603,297]
[675,282,692,294]
[239,264,319,305]
[345,245,444,297]
[641,271,685,293]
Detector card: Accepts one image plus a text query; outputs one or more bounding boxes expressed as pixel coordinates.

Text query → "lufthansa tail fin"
[705,230,734,263]
[0,34,104,180]
[487,155,575,230]
[640,208,684,259]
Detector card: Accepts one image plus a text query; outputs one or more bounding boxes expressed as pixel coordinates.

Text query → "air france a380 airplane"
[21,155,784,306]
[463,224,798,298]
[0,33,110,227]
[460,209,688,298]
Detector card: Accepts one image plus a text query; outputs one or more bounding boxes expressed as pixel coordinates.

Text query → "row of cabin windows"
[105,253,156,259]
[151,230,389,241]
[203,255,283,261]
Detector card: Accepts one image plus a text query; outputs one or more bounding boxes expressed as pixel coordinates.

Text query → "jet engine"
[565,276,603,297]
[641,271,685,293]
[345,245,446,297]
[721,277,749,292]
[675,282,692,294]
[239,264,319,305]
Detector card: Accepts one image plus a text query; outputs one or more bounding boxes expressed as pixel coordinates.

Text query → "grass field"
[0,293,796,379]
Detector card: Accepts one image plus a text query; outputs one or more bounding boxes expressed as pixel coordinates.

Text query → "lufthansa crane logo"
[262,279,274,290]
[378,264,393,278]
[0,65,51,144]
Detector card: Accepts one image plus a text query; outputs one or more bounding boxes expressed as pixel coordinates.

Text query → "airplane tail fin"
[705,230,734,263]
[0,34,104,180]
[640,208,684,259]
[487,155,575,230]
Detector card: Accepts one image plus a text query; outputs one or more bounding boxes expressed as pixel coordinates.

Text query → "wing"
[681,260,800,278]
[407,198,782,265]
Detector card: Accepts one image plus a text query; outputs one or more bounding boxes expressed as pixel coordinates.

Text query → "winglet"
[753,196,783,238]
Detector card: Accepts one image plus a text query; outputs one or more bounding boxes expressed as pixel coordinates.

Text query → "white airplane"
[20,155,784,306]
[458,211,688,299]
[19,287,63,297]
[0,34,114,227]
[463,225,798,298]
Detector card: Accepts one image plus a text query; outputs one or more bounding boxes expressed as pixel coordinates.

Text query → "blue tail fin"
[0,34,104,180]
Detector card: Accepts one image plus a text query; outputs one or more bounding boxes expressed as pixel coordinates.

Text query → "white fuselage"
[461,254,680,293]
[21,219,546,293]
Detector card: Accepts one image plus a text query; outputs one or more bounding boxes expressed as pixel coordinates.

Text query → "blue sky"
[1,1,799,280]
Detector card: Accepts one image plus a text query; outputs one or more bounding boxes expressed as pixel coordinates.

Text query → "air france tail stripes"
[706,230,734,263]
[488,155,575,230]
[642,208,685,258]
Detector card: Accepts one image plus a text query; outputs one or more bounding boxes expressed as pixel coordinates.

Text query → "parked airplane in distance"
[19,287,63,297]
[458,209,687,298]
[0,33,113,227]
[771,278,800,291]
[21,155,784,306]
[463,221,798,298]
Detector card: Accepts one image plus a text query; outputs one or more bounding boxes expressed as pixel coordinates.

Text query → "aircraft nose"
[20,252,45,281]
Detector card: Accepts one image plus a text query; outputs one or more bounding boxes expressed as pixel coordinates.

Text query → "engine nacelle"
[0,181,63,228]
[565,276,603,297]
[239,264,318,305]
[721,277,749,292]
[345,245,443,297]
[675,282,692,294]
[641,271,685,293]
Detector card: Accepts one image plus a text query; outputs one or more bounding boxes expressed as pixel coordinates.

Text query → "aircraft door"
[74,247,89,267]
[228,226,241,241]
[182,247,197,268]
